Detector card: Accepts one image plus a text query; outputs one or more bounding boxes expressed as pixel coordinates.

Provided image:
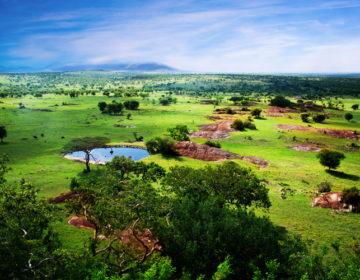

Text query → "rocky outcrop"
[312,192,344,209]
[49,191,80,203]
[173,141,269,169]
[68,216,95,230]
[190,120,235,140]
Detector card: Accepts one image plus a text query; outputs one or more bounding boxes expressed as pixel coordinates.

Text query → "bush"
[313,114,326,123]
[251,108,262,119]
[124,100,139,110]
[318,181,332,192]
[225,107,234,114]
[342,187,360,212]
[167,125,190,141]
[204,140,221,148]
[145,137,178,156]
[231,119,245,130]
[300,113,310,123]
[244,121,256,130]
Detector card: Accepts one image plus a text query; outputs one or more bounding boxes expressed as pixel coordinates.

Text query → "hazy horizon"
[1,0,360,73]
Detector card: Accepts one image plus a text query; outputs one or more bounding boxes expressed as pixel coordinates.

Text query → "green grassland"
[1,81,360,252]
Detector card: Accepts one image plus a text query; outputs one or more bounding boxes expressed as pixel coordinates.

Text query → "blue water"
[67,147,149,163]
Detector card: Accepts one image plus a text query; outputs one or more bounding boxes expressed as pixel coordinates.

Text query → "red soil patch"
[174,141,269,169]
[266,107,298,113]
[207,115,222,121]
[68,216,95,230]
[121,229,162,252]
[276,124,359,140]
[49,191,80,203]
[265,113,292,118]
[292,145,321,152]
[190,120,235,140]
[311,192,344,209]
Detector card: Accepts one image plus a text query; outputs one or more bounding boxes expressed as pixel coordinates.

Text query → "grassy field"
[1,91,360,252]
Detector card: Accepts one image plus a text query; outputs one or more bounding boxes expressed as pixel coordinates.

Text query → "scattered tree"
[97,101,107,113]
[300,113,310,123]
[251,108,262,119]
[345,112,353,122]
[351,104,359,110]
[316,148,345,170]
[124,100,140,110]
[145,137,178,156]
[270,96,291,108]
[167,125,190,141]
[0,126,7,143]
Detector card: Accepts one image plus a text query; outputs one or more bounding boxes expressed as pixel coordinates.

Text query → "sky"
[0,0,360,73]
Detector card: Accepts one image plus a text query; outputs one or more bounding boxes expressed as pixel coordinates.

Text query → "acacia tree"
[63,136,110,172]
[0,126,7,143]
[316,149,345,171]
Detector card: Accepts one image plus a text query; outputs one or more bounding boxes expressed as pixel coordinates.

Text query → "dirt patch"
[207,115,222,121]
[265,113,292,118]
[121,229,161,252]
[49,191,80,203]
[267,107,298,113]
[190,120,235,140]
[276,124,359,140]
[173,141,269,169]
[292,145,321,152]
[68,216,95,230]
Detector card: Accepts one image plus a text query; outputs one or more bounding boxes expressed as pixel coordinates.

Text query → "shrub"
[300,113,310,123]
[231,119,245,131]
[316,149,345,170]
[204,140,221,148]
[145,137,178,156]
[167,125,190,141]
[342,187,360,212]
[351,104,359,110]
[244,121,256,130]
[251,108,262,119]
[124,100,139,110]
[318,181,332,193]
[225,107,234,114]
[313,114,326,123]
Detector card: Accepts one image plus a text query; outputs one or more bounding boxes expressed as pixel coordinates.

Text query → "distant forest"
[1,73,360,98]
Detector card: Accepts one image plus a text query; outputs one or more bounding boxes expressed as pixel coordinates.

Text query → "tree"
[351,104,359,110]
[269,96,291,108]
[342,187,360,212]
[0,180,60,279]
[313,114,326,123]
[63,136,110,172]
[106,101,123,115]
[345,113,353,122]
[98,101,107,113]
[316,149,345,170]
[300,113,310,123]
[229,96,243,105]
[251,108,262,119]
[124,100,140,110]
[0,126,7,143]
[167,125,190,141]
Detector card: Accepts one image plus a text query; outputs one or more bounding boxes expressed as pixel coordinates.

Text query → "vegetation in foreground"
[1,73,360,279]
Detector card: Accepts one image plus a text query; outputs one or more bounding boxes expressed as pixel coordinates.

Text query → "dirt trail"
[174,141,269,169]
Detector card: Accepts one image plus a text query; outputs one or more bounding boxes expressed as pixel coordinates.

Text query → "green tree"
[98,101,107,113]
[63,136,110,172]
[316,149,345,170]
[313,114,326,123]
[251,108,262,119]
[0,181,59,279]
[300,113,310,123]
[351,104,359,110]
[345,112,353,122]
[0,126,7,143]
[269,96,291,108]
[145,137,178,156]
[124,100,140,110]
[167,125,190,141]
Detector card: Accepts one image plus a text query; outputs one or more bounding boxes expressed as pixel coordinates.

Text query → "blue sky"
[1,0,360,72]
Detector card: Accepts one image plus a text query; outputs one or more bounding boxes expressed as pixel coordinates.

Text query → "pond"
[65,147,149,164]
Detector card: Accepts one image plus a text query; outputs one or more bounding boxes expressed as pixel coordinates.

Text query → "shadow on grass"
[326,170,360,181]
[160,153,183,161]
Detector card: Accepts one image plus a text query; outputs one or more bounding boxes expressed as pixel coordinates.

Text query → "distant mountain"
[50,63,177,73]
[0,65,36,73]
